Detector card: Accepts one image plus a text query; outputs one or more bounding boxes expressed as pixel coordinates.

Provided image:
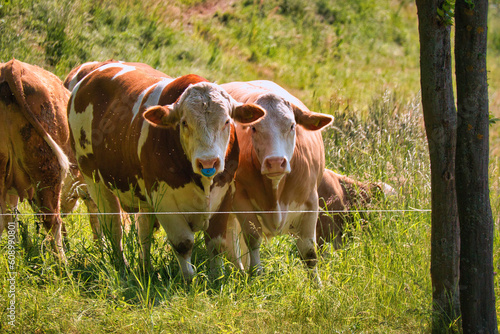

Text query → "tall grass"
[0,0,499,333]
[0,93,436,333]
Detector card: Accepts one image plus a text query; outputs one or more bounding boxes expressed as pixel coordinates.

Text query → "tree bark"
[415,1,461,332]
[455,1,498,333]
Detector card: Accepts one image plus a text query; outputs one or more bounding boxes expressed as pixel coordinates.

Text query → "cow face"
[144,82,265,179]
[250,93,333,180]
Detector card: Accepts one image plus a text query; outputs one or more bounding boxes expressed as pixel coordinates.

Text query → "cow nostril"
[265,157,286,171]
[265,159,272,170]
[197,158,220,177]
[281,159,287,169]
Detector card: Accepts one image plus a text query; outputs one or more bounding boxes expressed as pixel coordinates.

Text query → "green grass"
[1,210,433,333]
[0,92,435,333]
[0,0,500,332]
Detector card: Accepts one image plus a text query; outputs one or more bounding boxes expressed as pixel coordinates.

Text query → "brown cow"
[221,80,333,281]
[0,59,71,260]
[62,60,160,241]
[67,61,265,280]
[317,168,396,249]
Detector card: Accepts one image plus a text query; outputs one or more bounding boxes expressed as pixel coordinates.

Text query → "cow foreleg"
[137,210,155,273]
[0,195,9,238]
[35,187,67,263]
[205,191,235,280]
[81,192,101,242]
[296,197,322,286]
[37,208,66,263]
[237,214,263,276]
[158,215,195,281]
[84,176,127,269]
[0,154,10,238]
[234,190,263,275]
[224,214,247,272]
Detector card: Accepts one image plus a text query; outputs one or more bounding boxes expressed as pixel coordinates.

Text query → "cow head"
[249,93,333,181]
[143,82,265,179]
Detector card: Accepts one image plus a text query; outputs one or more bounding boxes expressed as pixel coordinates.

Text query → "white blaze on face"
[176,83,234,179]
[250,94,296,179]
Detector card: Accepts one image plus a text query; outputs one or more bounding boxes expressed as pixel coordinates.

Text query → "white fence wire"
[0,208,431,217]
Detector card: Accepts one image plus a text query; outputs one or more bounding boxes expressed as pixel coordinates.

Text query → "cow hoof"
[250,265,264,276]
[308,268,323,288]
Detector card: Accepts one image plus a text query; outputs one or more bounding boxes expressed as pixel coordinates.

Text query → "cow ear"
[292,104,333,130]
[232,103,266,124]
[143,105,178,128]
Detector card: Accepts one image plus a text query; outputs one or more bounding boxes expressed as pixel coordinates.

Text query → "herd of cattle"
[0,59,395,281]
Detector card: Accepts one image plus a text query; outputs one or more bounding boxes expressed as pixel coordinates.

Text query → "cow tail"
[5,59,70,179]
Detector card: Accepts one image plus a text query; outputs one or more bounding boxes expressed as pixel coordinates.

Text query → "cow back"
[64,60,170,91]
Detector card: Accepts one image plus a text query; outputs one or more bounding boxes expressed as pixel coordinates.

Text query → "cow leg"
[79,185,102,242]
[157,215,195,281]
[8,195,22,241]
[0,194,9,238]
[0,199,14,239]
[205,191,234,279]
[83,176,126,268]
[234,190,264,275]
[136,209,155,273]
[224,214,248,272]
[8,195,35,252]
[35,187,67,263]
[296,196,322,286]
[236,213,263,275]
[0,154,9,238]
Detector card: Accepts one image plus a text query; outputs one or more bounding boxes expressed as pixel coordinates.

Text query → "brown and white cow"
[62,60,159,241]
[67,61,265,280]
[221,80,333,279]
[0,59,71,259]
[317,169,396,249]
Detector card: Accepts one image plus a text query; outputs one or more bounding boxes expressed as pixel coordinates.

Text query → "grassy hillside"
[0,0,499,333]
[2,0,499,110]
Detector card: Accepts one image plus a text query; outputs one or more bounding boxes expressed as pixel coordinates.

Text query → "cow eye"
[181,120,188,128]
[224,119,230,127]
[251,126,257,133]
[290,124,296,131]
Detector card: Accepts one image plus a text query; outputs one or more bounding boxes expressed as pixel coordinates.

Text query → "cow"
[220,80,333,281]
[67,61,266,280]
[317,168,397,249]
[62,60,161,242]
[0,59,71,260]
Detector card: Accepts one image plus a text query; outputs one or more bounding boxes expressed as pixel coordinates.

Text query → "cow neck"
[201,176,213,208]
[269,176,286,231]
[258,153,289,231]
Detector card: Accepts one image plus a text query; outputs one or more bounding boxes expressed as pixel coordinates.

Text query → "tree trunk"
[455,1,498,332]
[415,1,461,332]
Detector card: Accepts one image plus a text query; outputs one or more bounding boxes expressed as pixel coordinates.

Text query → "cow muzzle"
[262,156,290,179]
[196,157,221,178]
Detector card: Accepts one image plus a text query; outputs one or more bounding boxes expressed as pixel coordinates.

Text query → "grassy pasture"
[0,0,499,332]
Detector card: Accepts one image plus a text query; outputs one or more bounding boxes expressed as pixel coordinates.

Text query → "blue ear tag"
[201,168,216,177]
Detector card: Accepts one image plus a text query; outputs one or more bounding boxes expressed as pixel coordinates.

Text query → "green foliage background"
[0,0,499,333]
